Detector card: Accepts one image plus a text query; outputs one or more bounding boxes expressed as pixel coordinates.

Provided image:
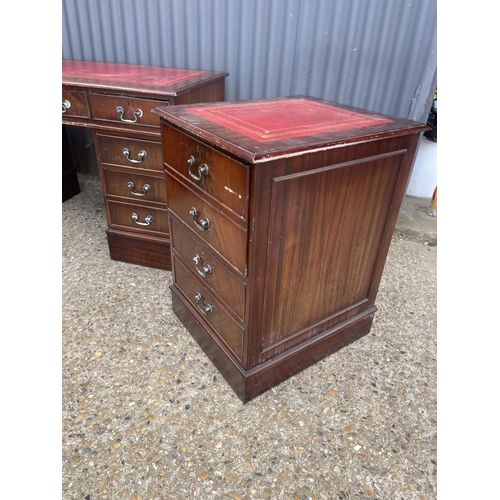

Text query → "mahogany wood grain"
[242,307,377,402]
[107,200,169,235]
[170,286,247,396]
[97,133,164,172]
[171,285,376,403]
[166,175,248,276]
[62,59,228,269]
[102,169,166,205]
[106,230,171,270]
[170,216,246,321]
[158,95,429,402]
[163,125,249,221]
[259,150,405,357]
[244,134,421,368]
[173,258,244,361]
[173,81,226,105]
[62,89,90,118]
[89,93,167,128]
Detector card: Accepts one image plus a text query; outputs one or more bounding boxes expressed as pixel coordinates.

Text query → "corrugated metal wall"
[62,0,436,121]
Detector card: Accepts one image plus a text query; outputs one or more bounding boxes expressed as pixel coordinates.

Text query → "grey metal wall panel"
[62,0,436,120]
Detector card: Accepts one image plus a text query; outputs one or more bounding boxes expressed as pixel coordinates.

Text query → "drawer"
[167,176,247,276]
[103,169,166,205]
[163,125,248,220]
[97,134,164,172]
[174,257,244,361]
[170,216,245,321]
[107,200,168,235]
[90,93,168,128]
[62,89,90,118]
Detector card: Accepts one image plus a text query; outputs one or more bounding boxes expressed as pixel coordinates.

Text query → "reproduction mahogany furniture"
[154,96,429,403]
[62,59,228,269]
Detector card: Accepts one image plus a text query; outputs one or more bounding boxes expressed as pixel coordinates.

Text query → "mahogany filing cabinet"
[62,59,228,270]
[154,96,428,402]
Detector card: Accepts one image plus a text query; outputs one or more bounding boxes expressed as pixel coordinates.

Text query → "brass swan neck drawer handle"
[127,181,151,197]
[195,292,213,316]
[187,155,209,181]
[189,207,210,231]
[62,100,71,113]
[116,106,143,123]
[131,213,153,226]
[123,148,147,164]
[193,254,212,277]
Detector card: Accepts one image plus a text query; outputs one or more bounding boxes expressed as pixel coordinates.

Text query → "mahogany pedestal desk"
[154,96,428,402]
[62,59,228,270]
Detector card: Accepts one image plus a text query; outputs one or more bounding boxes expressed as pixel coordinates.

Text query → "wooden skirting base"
[106,229,171,270]
[171,285,376,403]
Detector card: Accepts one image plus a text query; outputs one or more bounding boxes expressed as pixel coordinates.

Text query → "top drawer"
[162,124,248,221]
[62,89,90,118]
[90,93,168,128]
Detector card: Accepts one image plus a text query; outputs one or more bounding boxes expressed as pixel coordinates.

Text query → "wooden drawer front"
[90,93,167,128]
[174,257,244,361]
[97,134,163,172]
[107,200,168,234]
[163,125,248,220]
[103,169,166,205]
[170,217,245,321]
[167,177,247,276]
[62,90,90,118]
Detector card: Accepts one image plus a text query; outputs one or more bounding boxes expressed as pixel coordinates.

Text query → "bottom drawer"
[173,257,244,361]
[103,169,166,204]
[107,200,169,234]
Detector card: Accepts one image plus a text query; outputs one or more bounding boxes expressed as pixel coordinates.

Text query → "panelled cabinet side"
[244,133,422,369]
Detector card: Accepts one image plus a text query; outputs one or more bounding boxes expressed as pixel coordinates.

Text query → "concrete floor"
[62,174,437,499]
[396,195,437,242]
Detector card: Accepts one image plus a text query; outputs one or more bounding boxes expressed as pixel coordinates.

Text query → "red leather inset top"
[63,60,205,86]
[188,98,392,142]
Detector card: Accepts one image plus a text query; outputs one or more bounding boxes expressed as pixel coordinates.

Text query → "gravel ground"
[62,174,437,500]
